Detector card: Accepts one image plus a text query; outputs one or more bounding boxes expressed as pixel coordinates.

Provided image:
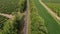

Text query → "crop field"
[0,0,26,34]
[0,0,60,34]
[0,15,9,30]
[0,0,26,14]
[32,0,60,34]
[42,0,60,17]
[0,0,19,14]
[30,0,47,34]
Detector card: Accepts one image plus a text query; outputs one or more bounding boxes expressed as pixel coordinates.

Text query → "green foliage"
[20,0,27,13]
[30,0,47,34]
[0,0,26,34]
[0,16,9,30]
[33,0,60,34]
[0,15,18,34]
[0,0,18,14]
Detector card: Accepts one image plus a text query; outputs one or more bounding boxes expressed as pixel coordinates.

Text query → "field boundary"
[39,0,60,20]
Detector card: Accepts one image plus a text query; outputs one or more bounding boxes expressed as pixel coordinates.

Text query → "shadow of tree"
[20,0,27,13]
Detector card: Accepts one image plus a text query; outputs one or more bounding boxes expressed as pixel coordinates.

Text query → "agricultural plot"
[33,0,60,34]
[0,0,26,34]
[0,0,60,34]
[42,0,60,17]
[0,15,9,30]
[0,16,18,34]
[0,14,19,34]
[0,0,19,14]
[30,0,47,34]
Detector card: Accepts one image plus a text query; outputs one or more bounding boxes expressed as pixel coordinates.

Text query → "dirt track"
[39,0,60,21]
[24,0,30,34]
[0,13,13,19]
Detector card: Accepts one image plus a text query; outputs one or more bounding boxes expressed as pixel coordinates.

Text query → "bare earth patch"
[0,13,14,19]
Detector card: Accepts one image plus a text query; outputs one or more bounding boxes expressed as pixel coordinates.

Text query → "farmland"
[42,0,60,17]
[32,0,60,34]
[0,15,9,30]
[0,0,60,34]
[0,0,26,34]
[30,0,47,34]
[0,0,26,14]
[0,0,18,14]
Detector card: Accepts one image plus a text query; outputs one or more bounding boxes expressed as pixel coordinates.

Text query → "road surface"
[24,0,30,34]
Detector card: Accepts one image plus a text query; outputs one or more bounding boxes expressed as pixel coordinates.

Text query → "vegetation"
[0,0,26,34]
[30,0,47,34]
[33,0,60,34]
[42,0,60,17]
[0,0,19,14]
[20,0,27,13]
[0,15,9,30]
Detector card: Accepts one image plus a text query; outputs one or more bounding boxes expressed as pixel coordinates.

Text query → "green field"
[0,0,25,14]
[0,0,19,14]
[42,0,60,17]
[30,0,47,34]
[0,0,60,34]
[32,0,60,34]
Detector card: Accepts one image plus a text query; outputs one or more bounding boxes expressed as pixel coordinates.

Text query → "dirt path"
[0,13,13,19]
[39,0,60,21]
[24,0,30,34]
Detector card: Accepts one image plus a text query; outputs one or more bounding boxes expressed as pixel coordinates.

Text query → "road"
[33,0,60,34]
[24,0,30,34]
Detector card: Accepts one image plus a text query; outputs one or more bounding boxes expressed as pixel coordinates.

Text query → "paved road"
[33,0,60,34]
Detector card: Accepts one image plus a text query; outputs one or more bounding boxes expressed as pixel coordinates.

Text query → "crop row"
[0,15,19,34]
[0,0,26,34]
[30,0,47,34]
[33,0,60,34]
[0,0,19,14]
[0,0,26,14]
[0,15,9,30]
